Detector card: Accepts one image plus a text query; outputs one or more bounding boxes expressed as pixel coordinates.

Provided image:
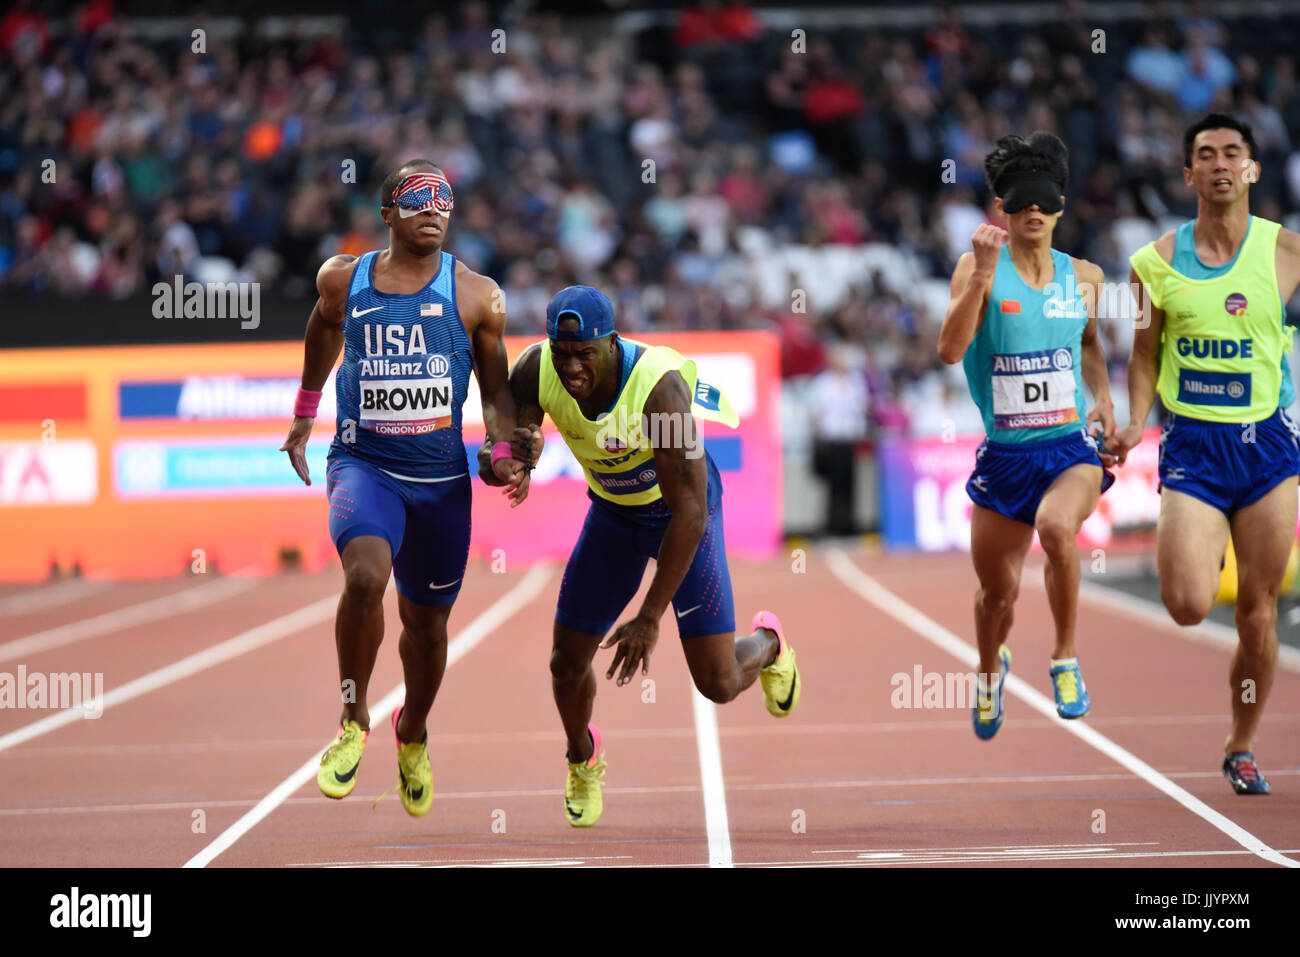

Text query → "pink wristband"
[294,388,322,418]
[490,440,514,466]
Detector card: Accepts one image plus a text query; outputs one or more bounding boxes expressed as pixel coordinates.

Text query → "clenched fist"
[971,223,1009,276]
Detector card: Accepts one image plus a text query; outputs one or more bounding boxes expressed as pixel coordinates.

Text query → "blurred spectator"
[335,203,385,260]
[1177,37,1235,113]
[675,1,760,48]
[155,199,199,279]
[5,0,1300,435]
[803,39,866,172]
[1125,25,1183,95]
[807,344,870,536]
[682,170,729,256]
[937,186,987,269]
[1,0,50,64]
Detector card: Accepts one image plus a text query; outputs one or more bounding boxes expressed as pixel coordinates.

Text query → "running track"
[0,548,1297,869]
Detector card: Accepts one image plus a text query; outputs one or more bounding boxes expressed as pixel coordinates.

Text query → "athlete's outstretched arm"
[1112,266,1165,465]
[937,225,1004,364]
[478,341,546,485]
[464,273,529,506]
[600,372,707,686]
[1075,259,1117,463]
[280,255,353,485]
[504,343,545,468]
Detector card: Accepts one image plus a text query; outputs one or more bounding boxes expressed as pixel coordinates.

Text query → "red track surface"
[1,548,1297,868]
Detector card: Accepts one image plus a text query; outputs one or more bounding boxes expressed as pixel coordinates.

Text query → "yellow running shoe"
[755,611,801,718]
[564,723,606,828]
[387,707,433,817]
[317,718,369,799]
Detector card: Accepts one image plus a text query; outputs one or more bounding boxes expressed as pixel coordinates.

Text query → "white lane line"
[826,550,1300,870]
[12,768,1300,819]
[813,840,1157,853]
[1051,577,1300,674]
[287,855,636,867]
[0,579,111,617]
[0,593,340,755]
[0,575,261,664]
[740,847,1300,868]
[7,712,1300,757]
[183,564,553,869]
[691,687,733,868]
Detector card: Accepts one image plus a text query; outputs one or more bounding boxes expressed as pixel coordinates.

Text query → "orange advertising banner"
[0,334,782,581]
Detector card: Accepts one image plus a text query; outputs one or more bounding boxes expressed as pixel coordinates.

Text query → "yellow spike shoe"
[378,707,433,817]
[317,718,369,799]
[755,611,801,717]
[564,723,606,828]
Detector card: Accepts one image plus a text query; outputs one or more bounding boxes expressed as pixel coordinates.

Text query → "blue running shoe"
[1050,660,1091,719]
[973,646,1011,740]
[1222,751,1271,795]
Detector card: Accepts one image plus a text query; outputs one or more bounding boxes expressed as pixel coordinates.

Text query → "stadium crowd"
[5,0,1300,442]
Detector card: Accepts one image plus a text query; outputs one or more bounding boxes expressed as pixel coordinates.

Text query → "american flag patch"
[421,303,443,317]
[1001,299,1021,313]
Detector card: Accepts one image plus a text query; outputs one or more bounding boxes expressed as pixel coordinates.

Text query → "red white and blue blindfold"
[391,172,454,218]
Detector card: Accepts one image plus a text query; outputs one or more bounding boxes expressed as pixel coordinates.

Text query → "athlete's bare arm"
[1275,226,1300,303]
[937,225,1005,364]
[1073,258,1117,462]
[1112,247,1170,465]
[600,371,708,686]
[459,266,529,506]
[502,342,545,469]
[280,255,355,485]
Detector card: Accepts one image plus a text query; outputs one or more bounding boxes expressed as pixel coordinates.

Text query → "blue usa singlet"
[328,250,473,480]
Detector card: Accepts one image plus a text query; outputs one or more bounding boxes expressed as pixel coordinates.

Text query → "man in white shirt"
[808,344,871,535]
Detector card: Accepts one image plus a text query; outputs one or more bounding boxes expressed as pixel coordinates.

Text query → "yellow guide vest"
[538,338,739,506]
[1130,217,1288,422]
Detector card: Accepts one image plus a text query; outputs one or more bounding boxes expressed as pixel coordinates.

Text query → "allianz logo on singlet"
[991,349,1072,374]
[1183,380,1238,395]
[358,355,450,377]
[592,466,658,492]
[1177,369,1251,405]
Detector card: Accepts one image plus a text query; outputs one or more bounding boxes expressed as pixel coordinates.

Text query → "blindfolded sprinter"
[280,160,528,817]
[937,132,1116,740]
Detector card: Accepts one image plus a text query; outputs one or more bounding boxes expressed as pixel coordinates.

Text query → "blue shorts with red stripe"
[555,453,735,640]
[1158,408,1300,515]
[325,454,471,607]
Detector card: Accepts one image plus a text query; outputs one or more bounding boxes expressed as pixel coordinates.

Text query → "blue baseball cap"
[546,285,616,341]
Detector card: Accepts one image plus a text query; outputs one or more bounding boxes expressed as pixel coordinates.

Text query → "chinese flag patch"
[1000,300,1021,313]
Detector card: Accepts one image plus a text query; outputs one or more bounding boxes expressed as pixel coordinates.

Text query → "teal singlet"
[962,246,1089,442]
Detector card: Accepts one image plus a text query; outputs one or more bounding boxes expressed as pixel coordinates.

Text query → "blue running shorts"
[1158,408,1300,515]
[555,457,735,640]
[966,429,1115,526]
[325,455,471,606]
